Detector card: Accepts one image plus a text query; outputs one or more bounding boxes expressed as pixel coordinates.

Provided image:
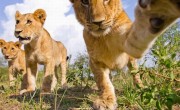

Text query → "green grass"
[0,66,179,110]
[0,68,95,110]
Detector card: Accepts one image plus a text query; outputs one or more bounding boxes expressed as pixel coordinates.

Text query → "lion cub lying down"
[14,9,68,94]
[0,39,26,89]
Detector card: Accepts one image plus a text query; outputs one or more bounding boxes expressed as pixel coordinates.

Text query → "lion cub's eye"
[3,47,6,50]
[81,0,89,6]
[27,20,32,25]
[16,20,20,24]
[11,48,14,51]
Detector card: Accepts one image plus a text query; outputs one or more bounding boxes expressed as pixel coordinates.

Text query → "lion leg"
[128,57,144,88]
[20,62,38,95]
[20,73,28,90]
[8,66,15,87]
[90,60,117,110]
[42,62,56,93]
[60,61,67,89]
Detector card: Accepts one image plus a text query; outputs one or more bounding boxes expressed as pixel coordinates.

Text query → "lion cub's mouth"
[89,27,111,36]
[4,56,12,60]
[17,36,31,41]
[87,22,112,36]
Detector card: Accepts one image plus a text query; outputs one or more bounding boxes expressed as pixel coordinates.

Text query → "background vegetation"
[0,23,179,110]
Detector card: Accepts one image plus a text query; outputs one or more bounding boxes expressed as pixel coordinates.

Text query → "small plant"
[67,53,94,88]
[138,23,180,109]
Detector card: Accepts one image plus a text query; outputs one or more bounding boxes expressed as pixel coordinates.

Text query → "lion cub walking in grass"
[0,39,27,89]
[70,0,180,109]
[14,9,68,94]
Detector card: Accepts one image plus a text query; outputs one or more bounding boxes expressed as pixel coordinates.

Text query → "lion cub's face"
[0,39,22,61]
[14,9,46,44]
[70,0,121,36]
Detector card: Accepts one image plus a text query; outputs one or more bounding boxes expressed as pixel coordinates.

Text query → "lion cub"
[0,39,27,89]
[14,9,68,94]
[70,0,180,109]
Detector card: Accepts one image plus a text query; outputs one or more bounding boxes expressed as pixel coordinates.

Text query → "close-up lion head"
[0,39,22,61]
[70,0,122,37]
[14,9,46,44]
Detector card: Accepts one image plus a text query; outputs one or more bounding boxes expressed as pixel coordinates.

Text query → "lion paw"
[19,88,35,95]
[138,0,152,8]
[20,89,28,95]
[139,0,180,12]
[93,98,117,110]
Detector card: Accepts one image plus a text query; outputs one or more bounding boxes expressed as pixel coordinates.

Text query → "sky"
[0,0,137,60]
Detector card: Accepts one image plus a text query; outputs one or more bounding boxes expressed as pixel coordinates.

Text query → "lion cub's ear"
[14,41,22,49]
[33,9,47,25]
[15,11,22,18]
[69,0,74,3]
[0,39,6,48]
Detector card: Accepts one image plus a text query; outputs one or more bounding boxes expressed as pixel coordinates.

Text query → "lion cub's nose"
[15,30,22,35]
[5,55,9,59]
[92,17,105,26]
[93,21,104,26]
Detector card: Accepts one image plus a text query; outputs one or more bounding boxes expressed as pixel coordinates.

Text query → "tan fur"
[14,9,68,94]
[70,0,179,109]
[0,39,27,89]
